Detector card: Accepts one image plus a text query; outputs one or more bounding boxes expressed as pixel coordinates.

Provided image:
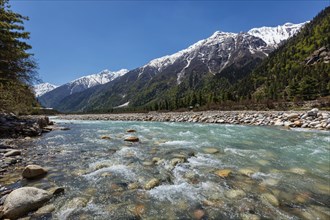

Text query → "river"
[7,119,330,219]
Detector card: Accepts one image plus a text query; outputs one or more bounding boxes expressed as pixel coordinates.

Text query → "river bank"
[58,108,330,131]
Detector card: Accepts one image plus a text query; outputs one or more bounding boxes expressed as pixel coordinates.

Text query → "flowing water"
[6,119,330,219]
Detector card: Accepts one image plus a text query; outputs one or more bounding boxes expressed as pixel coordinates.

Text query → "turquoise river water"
[6,119,330,219]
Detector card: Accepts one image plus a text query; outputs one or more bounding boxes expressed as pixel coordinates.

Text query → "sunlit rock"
[215,169,232,178]
[144,178,160,190]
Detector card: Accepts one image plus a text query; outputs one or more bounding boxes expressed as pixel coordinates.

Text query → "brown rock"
[101,136,111,140]
[22,165,47,179]
[124,136,139,142]
[127,129,136,133]
[215,169,232,178]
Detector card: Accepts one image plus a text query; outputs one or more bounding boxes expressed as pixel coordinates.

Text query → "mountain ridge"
[38,69,129,108]
[52,21,308,112]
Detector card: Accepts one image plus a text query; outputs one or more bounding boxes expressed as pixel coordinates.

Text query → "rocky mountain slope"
[53,21,307,112]
[38,69,128,108]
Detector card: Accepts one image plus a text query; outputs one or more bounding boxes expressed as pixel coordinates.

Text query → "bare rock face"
[22,165,48,179]
[1,187,52,219]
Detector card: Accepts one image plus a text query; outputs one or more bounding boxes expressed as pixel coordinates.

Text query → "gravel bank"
[57,108,330,131]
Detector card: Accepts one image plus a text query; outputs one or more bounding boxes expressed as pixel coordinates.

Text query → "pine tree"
[0,0,38,113]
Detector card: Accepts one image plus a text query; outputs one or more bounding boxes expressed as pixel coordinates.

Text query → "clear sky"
[10,0,329,85]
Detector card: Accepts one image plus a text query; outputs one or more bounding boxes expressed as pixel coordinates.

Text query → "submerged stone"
[203,148,220,154]
[260,193,279,206]
[225,189,246,199]
[215,169,232,178]
[144,178,160,190]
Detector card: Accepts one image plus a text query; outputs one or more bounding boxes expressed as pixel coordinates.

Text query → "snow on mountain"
[67,69,129,95]
[248,22,307,46]
[34,83,58,97]
[138,22,306,84]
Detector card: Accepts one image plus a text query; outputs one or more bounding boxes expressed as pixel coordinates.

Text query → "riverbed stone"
[225,189,246,199]
[4,150,21,157]
[101,136,111,140]
[215,169,232,178]
[203,148,220,154]
[22,165,48,179]
[238,168,255,177]
[49,187,65,196]
[127,129,136,133]
[1,187,52,219]
[289,167,307,175]
[260,193,279,206]
[34,204,55,216]
[144,178,160,190]
[124,136,139,142]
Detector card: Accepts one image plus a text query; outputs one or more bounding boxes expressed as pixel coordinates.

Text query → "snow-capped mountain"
[248,22,306,46]
[38,69,128,108]
[137,22,305,84]
[34,83,58,97]
[66,69,129,95]
[50,22,307,112]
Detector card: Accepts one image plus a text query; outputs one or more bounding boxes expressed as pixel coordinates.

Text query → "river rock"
[22,165,48,179]
[203,148,220,154]
[124,136,139,142]
[193,209,206,220]
[240,213,261,220]
[294,120,303,127]
[260,193,279,206]
[289,167,307,175]
[144,178,160,190]
[287,113,299,119]
[239,168,255,177]
[1,187,52,219]
[225,189,246,199]
[215,169,232,178]
[34,204,55,216]
[127,129,136,133]
[49,187,65,196]
[4,150,21,157]
[101,136,111,140]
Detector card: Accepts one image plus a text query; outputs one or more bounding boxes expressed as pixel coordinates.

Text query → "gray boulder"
[1,187,52,219]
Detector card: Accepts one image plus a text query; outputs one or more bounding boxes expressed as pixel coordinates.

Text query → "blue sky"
[11,0,329,85]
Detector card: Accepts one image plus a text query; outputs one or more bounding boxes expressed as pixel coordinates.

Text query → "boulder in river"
[127,129,136,133]
[124,136,139,142]
[0,187,52,219]
[203,148,220,154]
[22,165,48,179]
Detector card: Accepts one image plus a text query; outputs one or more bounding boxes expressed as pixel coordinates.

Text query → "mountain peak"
[33,83,58,97]
[248,22,307,46]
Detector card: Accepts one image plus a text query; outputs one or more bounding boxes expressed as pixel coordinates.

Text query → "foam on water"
[83,165,136,181]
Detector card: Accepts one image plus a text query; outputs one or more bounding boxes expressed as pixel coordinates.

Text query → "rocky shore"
[0,113,66,219]
[58,108,330,131]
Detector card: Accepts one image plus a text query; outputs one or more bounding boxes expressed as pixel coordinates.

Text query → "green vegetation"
[0,0,38,114]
